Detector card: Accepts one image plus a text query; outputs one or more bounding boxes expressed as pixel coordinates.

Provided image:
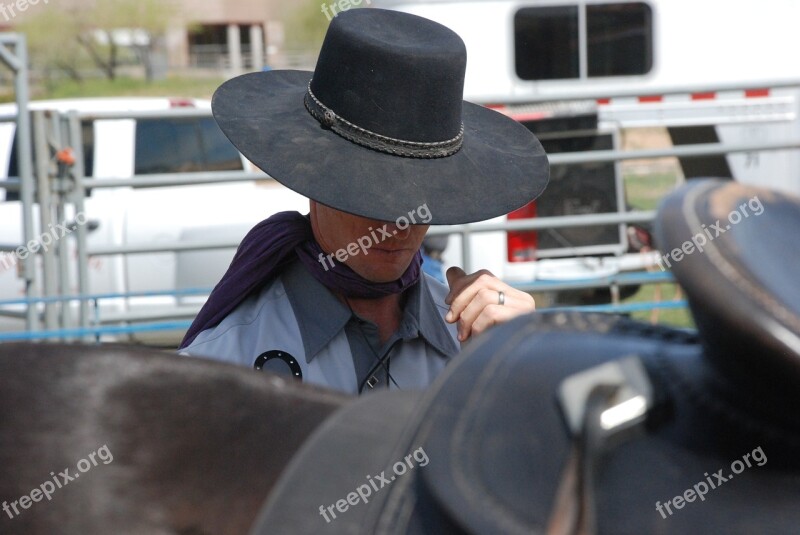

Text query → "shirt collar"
[403,273,461,359]
[283,261,351,363]
[282,261,459,363]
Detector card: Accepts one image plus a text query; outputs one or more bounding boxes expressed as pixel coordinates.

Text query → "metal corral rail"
[0,34,37,332]
[1,75,799,341]
[0,273,687,342]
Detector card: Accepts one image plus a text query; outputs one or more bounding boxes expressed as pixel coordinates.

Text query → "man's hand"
[444,267,536,342]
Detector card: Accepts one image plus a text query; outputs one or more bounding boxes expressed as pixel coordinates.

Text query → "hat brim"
[212,70,549,225]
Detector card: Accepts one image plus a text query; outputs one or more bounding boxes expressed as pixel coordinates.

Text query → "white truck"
[0,98,308,341]
[375,0,800,283]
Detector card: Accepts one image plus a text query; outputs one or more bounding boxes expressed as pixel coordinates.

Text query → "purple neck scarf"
[179,211,422,349]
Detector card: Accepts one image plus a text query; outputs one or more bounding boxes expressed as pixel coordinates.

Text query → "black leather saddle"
[252,179,800,534]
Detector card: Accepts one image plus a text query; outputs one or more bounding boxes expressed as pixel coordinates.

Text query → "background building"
[8,0,321,78]
[167,0,289,73]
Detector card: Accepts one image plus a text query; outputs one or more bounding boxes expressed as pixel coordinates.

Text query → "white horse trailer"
[374,0,800,282]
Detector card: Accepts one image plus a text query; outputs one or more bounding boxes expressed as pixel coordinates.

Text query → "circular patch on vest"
[253,350,302,380]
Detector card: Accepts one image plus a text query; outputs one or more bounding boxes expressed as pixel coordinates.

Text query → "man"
[180,8,549,394]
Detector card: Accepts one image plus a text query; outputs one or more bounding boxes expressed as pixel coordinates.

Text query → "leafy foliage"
[19,0,176,83]
[282,0,331,51]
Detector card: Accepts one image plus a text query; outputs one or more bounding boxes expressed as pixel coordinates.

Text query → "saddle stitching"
[446,319,579,534]
[683,184,800,335]
[373,320,518,533]
[438,315,690,533]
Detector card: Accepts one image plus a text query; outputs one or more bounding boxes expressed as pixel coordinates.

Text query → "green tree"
[282,0,331,52]
[18,8,87,87]
[281,0,375,68]
[76,0,177,81]
[20,0,177,83]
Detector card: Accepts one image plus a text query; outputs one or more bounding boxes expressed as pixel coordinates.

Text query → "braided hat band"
[304,82,464,159]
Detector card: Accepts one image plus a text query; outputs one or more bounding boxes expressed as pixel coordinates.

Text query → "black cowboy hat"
[211,8,549,225]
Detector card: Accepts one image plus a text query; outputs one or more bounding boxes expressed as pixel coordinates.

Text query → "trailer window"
[515,6,579,81]
[515,3,653,81]
[134,117,243,175]
[587,3,652,77]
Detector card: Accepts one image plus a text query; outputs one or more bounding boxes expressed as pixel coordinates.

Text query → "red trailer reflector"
[638,95,663,103]
[745,88,770,98]
[507,201,538,263]
[169,98,195,108]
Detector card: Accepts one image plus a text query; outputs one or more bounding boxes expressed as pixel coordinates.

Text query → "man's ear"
[309,200,322,245]
[309,200,319,226]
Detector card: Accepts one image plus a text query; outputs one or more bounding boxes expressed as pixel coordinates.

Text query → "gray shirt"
[182,261,460,395]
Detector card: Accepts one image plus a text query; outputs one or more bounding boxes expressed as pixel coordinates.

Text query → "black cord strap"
[304,82,464,159]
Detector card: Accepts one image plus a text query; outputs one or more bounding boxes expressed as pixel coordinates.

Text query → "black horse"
[0,345,346,534]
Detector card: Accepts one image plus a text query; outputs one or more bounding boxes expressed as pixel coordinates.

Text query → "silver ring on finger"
[498,290,505,306]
